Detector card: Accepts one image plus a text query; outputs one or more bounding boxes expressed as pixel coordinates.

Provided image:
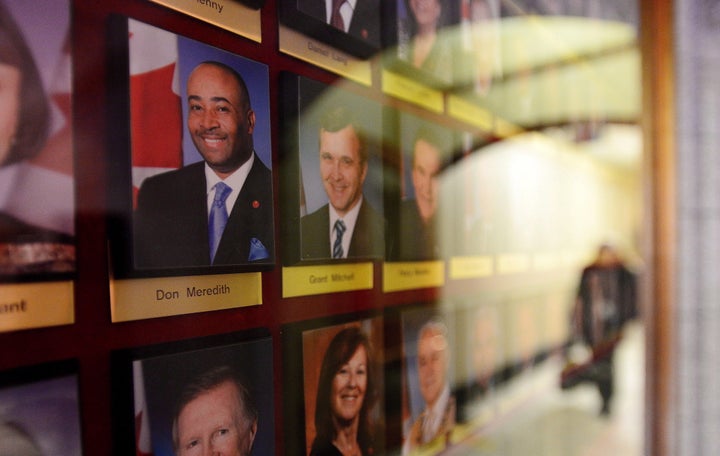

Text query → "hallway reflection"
[446,323,644,455]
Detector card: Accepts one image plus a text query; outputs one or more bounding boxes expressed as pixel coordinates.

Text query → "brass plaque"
[449,256,494,280]
[0,281,74,332]
[532,253,560,271]
[282,263,373,298]
[150,0,261,42]
[110,273,261,322]
[278,26,372,86]
[381,70,444,113]
[383,261,445,292]
[447,95,494,131]
[496,254,531,274]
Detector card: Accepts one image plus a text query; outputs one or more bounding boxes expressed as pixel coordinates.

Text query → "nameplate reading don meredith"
[149,0,261,42]
[110,273,262,322]
[278,26,372,87]
[383,261,445,292]
[0,281,74,333]
[282,263,373,298]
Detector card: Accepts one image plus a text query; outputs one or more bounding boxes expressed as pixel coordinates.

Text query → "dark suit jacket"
[133,155,274,269]
[396,199,439,261]
[297,0,381,48]
[300,199,384,260]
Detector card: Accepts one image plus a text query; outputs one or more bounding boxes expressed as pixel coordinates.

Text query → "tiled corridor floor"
[448,323,645,456]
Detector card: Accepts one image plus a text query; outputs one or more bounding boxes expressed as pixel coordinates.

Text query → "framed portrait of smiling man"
[107,18,274,279]
[282,313,385,456]
[112,329,275,456]
[280,74,385,266]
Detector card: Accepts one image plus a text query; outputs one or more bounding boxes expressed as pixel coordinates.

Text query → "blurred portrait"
[295,0,381,48]
[395,0,458,85]
[126,19,274,272]
[131,335,274,456]
[401,308,456,455]
[294,77,385,262]
[0,366,82,456]
[392,114,454,261]
[458,0,502,95]
[301,317,384,455]
[0,0,74,279]
[457,304,502,424]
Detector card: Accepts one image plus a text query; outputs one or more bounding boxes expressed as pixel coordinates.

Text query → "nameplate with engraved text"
[383,261,445,292]
[0,282,74,332]
[282,263,373,298]
[382,70,444,113]
[278,26,372,86]
[496,254,530,274]
[110,273,261,322]
[150,0,261,42]
[447,95,493,131]
[532,253,560,271]
[449,256,494,280]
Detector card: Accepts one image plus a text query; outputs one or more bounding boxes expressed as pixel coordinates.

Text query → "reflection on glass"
[0,0,74,278]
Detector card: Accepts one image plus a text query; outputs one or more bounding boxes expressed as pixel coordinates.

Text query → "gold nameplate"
[449,256,494,280]
[278,26,372,87]
[150,0,261,42]
[110,273,262,322]
[381,70,444,113]
[533,253,560,271]
[383,261,445,292]
[447,95,493,131]
[407,435,446,456]
[561,250,588,269]
[450,404,494,445]
[0,281,74,333]
[282,263,373,298]
[496,254,530,274]
[494,116,522,138]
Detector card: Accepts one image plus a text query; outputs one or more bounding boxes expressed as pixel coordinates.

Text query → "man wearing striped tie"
[300,105,384,260]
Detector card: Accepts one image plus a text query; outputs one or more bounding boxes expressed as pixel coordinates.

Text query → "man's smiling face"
[319,125,367,217]
[186,63,255,179]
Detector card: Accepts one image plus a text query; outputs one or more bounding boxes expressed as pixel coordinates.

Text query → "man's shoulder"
[248,153,272,181]
[358,198,385,227]
[140,161,204,189]
[301,204,329,225]
[400,199,421,219]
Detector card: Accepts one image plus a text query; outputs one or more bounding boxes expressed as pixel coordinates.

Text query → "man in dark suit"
[300,106,383,260]
[297,0,381,48]
[134,61,273,269]
[397,126,444,261]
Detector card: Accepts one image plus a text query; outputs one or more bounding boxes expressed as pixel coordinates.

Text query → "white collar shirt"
[204,152,254,217]
[324,0,357,32]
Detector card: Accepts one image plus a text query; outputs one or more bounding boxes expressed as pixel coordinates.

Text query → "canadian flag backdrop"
[133,362,154,456]
[128,19,183,206]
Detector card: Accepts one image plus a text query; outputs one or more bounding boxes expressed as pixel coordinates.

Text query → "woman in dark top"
[310,327,377,456]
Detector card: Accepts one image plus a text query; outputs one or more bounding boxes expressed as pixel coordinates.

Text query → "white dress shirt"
[204,153,255,218]
[324,0,357,32]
